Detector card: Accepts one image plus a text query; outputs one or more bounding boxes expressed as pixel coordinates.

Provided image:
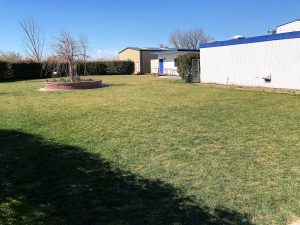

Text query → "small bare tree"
[52,31,88,81]
[169,28,213,49]
[20,18,44,62]
[79,34,89,76]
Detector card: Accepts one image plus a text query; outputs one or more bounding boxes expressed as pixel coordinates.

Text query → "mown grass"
[0,75,299,225]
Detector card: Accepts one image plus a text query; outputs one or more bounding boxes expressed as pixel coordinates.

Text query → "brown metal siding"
[119,49,141,74]
[140,51,159,74]
[119,49,161,74]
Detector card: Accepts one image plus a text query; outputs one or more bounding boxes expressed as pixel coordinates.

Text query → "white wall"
[200,38,300,90]
[150,59,158,74]
[158,52,189,76]
[277,21,300,33]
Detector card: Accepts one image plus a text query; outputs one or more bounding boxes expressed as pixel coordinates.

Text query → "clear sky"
[0,0,299,59]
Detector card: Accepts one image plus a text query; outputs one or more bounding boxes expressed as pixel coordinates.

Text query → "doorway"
[159,59,164,75]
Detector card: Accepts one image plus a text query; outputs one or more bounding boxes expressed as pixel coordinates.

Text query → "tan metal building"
[119,47,171,74]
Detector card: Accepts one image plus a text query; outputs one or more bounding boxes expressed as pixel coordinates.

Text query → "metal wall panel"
[200,38,300,90]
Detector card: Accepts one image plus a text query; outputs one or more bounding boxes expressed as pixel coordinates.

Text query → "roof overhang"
[151,49,199,55]
[200,31,300,49]
[119,47,174,54]
[118,47,140,54]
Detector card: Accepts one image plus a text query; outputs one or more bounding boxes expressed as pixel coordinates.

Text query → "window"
[174,58,178,67]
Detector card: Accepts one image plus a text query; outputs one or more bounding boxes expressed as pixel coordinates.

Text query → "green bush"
[106,61,135,75]
[77,62,107,75]
[0,61,11,79]
[41,61,68,78]
[80,61,134,75]
[77,61,134,76]
[0,60,135,80]
[176,53,200,81]
[10,62,46,80]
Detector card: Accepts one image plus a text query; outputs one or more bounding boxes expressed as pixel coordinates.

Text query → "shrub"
[77,61,134,76]
[106,61,135,75]
[10,62,46,80]
[0,61,11,79]
[0,60,135,81]
[176,53,200,81]
[41,60,68,78]
[77,62,107,75]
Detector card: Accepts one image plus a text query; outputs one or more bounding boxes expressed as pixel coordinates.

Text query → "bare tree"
[52,31,88,81]
[20,18,44,62]
[169,28,213,49]
[0,51,23,62]
[79,34,89,76]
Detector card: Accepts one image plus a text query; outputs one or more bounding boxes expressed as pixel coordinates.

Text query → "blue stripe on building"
[200,31,300,49]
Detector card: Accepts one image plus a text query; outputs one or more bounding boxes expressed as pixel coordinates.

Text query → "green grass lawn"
[0,75,299,225]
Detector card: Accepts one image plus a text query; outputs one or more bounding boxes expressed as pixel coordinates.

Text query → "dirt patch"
[289,218,300,225]
[40,80,102,91]
[157,76,181,80]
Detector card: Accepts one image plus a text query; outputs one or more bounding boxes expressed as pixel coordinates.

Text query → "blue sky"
[0,0,299,59]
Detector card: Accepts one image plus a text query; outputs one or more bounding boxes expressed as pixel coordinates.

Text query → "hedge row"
[0,61,11,79]
[11,62,45,80]
[78,61,135,75]
[0,61,52,80]
[0,60,135,80]
[77,62,106,75]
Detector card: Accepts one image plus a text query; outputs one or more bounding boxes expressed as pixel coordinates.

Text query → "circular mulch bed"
[40,80,102,91]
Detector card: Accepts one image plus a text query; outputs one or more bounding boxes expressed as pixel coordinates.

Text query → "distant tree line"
[160,28,213,49]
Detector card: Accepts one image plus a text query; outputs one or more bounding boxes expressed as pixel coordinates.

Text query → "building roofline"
[151,49,199,55]
[118,47,174,54]
[177,49,199,52]
[199,31,300,49]
[118,47,139,54]
[277,19,300,28]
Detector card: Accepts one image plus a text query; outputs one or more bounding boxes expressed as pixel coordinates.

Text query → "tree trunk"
[68,61,74,81]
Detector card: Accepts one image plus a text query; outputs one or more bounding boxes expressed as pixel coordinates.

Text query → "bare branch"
[169,28,213,49]
[20,18,44,62]
[79,34,89,75]
[0,51,23,62]
[51,31,89,81]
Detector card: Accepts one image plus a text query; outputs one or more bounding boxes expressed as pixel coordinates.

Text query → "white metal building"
[152,49,198,76]
[200,31,300,90]
[277,19,300,33]
[150,59,159,74]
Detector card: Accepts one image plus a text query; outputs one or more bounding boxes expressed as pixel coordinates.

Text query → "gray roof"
[152,49,199,55]
[119,47,175,54]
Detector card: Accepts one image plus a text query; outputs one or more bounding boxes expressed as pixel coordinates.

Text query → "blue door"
[159,59,164,75]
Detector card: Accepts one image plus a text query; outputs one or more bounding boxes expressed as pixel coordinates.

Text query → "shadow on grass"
[0,92,22,95]
[100,84,127,88]
[106,83,131,87]
[0,129,254,225]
